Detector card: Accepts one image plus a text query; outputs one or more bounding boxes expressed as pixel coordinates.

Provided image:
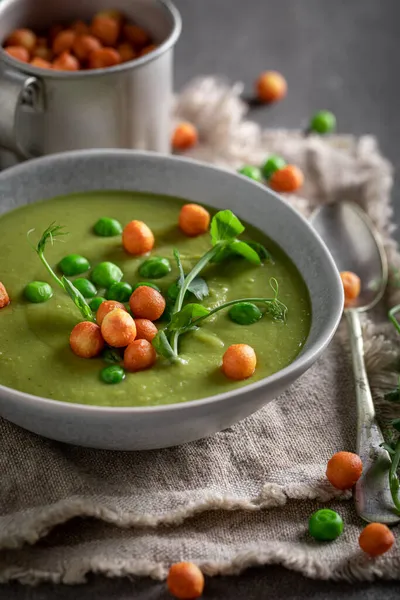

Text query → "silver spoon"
[311,201,399,525]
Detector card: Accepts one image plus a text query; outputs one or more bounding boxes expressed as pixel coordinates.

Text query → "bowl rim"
[0,148,344,414]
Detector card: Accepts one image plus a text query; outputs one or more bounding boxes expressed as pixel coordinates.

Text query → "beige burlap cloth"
[1,78,400,585]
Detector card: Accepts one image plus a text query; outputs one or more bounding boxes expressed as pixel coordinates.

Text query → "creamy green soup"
[0,192,311,407]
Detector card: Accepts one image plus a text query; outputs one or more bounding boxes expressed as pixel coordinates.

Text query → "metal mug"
[0,0,181,169]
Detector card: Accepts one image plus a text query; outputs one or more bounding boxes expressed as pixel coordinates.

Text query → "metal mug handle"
[0,68,45,159]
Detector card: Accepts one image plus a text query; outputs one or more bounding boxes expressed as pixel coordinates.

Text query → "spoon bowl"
[311,202,399,525]
[311,202,388,310]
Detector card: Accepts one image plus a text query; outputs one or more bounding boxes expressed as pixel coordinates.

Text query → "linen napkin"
[1,77,400,585]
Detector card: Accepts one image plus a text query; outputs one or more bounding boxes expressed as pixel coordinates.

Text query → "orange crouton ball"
[172,122,198,151]
[167,562,205,600]
[5,28,37,53]
[90,15,120,46]
[123,339,157,372]
[101,308,137,348]
[326,451,363,490]
[0,282,10,308]
[129,286,165,321]
[30,57,52,69]
[96,300,126,326]
[178,203,210,237]
[52,51,79,71]
[52,30,76,56]
[222,344,257,380]
[134,318,158,342]
[70,321,104,358]
[122,220,155,255]
[4,46,29,62]
[140,44,157,56]
[269,165,304,193]
[73,35,102,61]
[256,70,287,103]
[33,45,53,61]
[340,271,361,306]
[70,20,90,35]
[88,47,120,69]
[95,10,124,23]
[118,42,136,62]
[359,523,395,557]
[123,24,150,48]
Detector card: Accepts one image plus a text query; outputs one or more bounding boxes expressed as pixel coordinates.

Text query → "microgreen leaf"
[173,248,185,289]
[62,277,95,322]
[169,303,210,333]
[187,277,209,300]
[210,210,245,245]
[210,244,235,263]
[102,347,124,364]
[152,330,178,361]
[227,240,261,265]
[246,241,273,262]
[29,222,95,322]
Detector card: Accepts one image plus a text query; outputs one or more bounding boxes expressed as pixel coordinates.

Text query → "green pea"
[139,257,171,279]
[93,217,123,237]
[132,282,161,292]
[309,110,336,134]
[73,278,97,298]
[106,281,133,302]
[308,509,343,541]
[261,155,286,180]
[91,262,123,288]
[100,365,126,384]
[229,302,262,325]
[238,165,263,182]
[102,347,124,364]
[24,281,53,303]
[89,296,106,312]
[58,254,90,276]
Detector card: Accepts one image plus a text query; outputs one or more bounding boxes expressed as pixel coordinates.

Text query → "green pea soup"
[0,191,311,407]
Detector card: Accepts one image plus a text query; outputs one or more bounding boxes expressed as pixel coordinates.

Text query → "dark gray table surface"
[4,0,400,598]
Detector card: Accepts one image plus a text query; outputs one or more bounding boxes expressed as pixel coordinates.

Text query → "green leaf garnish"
[28,223,95,322]
[62,276,95,322]
[227,240,261,265]
[172,248,209,300]
[187,277,209,300]
[174,248,185,289]
[169,303,210,333]
[152,331,179,362]
[210,209,245,245]
[246,241,273,261]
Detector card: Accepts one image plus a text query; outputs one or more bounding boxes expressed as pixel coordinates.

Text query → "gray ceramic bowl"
[0,150,343,450]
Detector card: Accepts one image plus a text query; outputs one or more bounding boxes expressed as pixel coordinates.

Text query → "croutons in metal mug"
[0,0,181,168]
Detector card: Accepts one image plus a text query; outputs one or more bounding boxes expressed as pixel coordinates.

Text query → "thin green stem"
[171,245,222,353]
[38,252,65,290]
[389,438,400,513]
[191,297,283,326]
[389,305,400,335]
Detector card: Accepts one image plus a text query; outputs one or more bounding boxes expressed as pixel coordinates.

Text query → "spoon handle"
[345,309,398,524]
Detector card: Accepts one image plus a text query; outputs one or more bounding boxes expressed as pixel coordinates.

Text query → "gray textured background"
[3,0,400,598]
